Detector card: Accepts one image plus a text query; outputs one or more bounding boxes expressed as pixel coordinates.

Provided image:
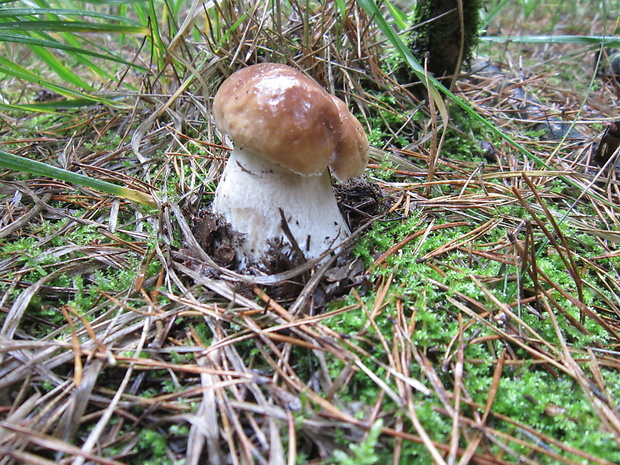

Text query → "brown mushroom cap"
[213,63,368,179]
[329,95,370,181]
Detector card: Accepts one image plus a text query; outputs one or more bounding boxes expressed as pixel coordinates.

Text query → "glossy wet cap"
[213,62,368,180]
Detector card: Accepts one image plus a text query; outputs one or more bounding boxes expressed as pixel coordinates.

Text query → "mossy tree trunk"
[403,0,482,89]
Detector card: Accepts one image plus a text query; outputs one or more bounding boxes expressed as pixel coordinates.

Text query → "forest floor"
[1,1,620,464]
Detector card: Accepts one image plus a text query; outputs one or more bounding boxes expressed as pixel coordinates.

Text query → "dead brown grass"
[1,0,620,464]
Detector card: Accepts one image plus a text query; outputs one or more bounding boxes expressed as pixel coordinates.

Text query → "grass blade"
[0,8,142,25]
[0,20,148,33]
[0,100,114,112]
[0,32,145,69]
[29,45,93,90]
[0,150,156,208]
[356,0,449,122]
[482,35,620,47]
[0,55,128,106]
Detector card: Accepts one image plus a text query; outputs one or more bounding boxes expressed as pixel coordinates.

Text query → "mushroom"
[211,62,369,270]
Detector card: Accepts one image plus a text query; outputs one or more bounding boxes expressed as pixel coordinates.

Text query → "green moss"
[0,209,161,334]
[329,420,384,465]
[129,426,187,465]
[364,93,422,149]
[322,203,619,462]
[441,105,503,161]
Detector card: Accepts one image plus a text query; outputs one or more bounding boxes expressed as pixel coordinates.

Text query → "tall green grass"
[0,0,181,204]
[0,0,189,110]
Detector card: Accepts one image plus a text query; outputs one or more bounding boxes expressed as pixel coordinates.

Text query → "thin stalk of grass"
[480,0,510,27]
[145,0,167,71]
[0,8,144,24]
[131,0,179,75]
[0,19,147,33]
[0,98,116,112]
[0,149,157,207]
[482,35,620,47]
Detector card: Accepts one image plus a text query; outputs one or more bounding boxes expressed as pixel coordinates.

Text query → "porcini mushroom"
[211,62,368,269]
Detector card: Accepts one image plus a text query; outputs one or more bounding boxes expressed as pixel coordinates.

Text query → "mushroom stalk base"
[212,147,350,269]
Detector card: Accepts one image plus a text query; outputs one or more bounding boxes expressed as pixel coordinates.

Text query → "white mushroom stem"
[212,147,350,268]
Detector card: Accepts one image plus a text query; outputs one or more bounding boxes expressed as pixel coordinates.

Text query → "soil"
[186,176,386,302]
